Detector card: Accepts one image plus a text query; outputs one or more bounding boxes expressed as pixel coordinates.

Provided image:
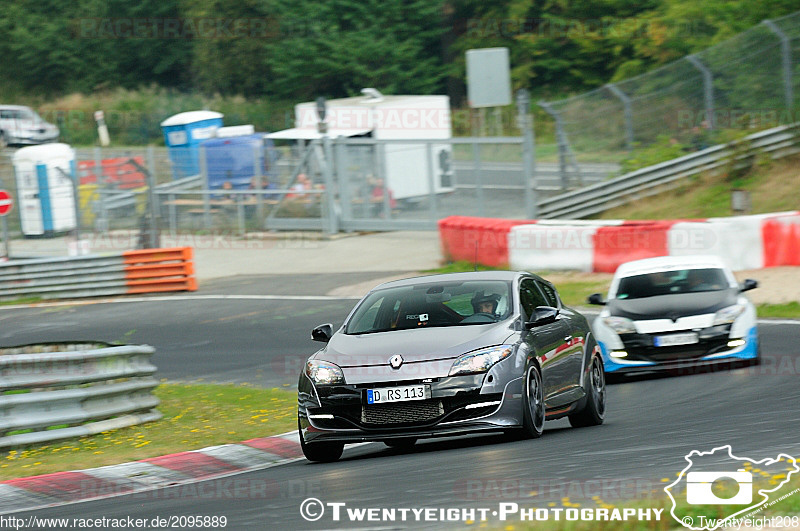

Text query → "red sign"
[0,190,12,216]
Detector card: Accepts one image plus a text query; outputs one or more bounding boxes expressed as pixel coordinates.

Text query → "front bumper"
[600,326,758,374]
[7,129,59,145]
[299,373,523,444]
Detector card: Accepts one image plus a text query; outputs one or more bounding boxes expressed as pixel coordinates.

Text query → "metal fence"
[0,139,621,240]
[155,137,617,233]
[539,11,800,175]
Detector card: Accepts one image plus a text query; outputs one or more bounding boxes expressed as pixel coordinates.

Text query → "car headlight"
[449,345,513,376]
[305,360,345,385]
[602,316,637,334]
[713,304,745,325]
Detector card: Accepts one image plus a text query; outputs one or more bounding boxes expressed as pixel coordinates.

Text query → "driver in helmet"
[471,292,500,315]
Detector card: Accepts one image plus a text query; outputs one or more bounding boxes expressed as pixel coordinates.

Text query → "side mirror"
[740,279,758,292]
[525,306,559,329]
[311,323,333,342]
[587,293,606,305]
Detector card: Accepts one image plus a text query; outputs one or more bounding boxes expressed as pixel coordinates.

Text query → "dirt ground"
[733,266,800,304]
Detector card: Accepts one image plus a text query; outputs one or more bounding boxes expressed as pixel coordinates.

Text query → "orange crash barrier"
[121,247,197,294]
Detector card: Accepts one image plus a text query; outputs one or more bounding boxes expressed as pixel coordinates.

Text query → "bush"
[32,87,294,147]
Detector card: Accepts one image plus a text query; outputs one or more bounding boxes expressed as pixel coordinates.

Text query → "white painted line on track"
[1,296,798,326]
[0,294,362,311]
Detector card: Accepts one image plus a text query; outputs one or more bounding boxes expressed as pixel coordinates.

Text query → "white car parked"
[0,105,59,148]
[587,255,760,375]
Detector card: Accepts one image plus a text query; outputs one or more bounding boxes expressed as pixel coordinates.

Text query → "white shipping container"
[269,93,454,200]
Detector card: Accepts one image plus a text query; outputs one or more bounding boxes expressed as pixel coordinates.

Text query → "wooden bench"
[185,208,221,228]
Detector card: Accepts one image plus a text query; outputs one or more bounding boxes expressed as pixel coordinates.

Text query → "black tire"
[748,344,761,366]
[522,363,545,438]
[299,420,344,463]
[569,355,606,428]
[383,438,417,449]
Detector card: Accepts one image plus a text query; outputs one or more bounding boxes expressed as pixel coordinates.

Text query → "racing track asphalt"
[0,273,397,388]
[5,275,800,528]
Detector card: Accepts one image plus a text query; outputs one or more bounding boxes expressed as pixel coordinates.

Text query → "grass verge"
[0,383,297,480]
[511,470,799,530]
[756,302,800,319]
[597,153,800,220]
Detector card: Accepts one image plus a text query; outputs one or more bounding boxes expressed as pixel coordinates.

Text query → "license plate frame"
[653,332,699,347]
[365,384,431,405]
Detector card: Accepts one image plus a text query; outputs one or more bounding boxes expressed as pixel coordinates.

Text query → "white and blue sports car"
[587,255,760,375]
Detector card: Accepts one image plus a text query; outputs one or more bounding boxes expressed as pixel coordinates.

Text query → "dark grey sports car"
[298,271,606,462]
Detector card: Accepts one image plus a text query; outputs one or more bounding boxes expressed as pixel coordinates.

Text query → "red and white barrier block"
[438,212,800,273]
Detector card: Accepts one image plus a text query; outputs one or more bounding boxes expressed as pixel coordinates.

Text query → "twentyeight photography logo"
[665,445,799,530]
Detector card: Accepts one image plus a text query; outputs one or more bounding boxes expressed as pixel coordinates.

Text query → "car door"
[537,280,584,399]
[518,278,572,407]
[0,110,15,141]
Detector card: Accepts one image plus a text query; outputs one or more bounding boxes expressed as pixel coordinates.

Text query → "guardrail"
[102,174,203,212]
[0,247,196,301]
[537,123,800,219]
[0,343,160,448]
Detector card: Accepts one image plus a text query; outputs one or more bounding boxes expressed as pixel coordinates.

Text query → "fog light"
[727,339,746,348]
[610,350,628,358]
[465,400,502,410]
[308,414,334,420]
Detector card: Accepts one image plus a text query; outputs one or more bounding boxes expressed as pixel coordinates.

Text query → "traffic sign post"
[0,189,13,259]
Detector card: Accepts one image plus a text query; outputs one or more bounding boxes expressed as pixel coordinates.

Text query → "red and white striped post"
[0,189,13,259]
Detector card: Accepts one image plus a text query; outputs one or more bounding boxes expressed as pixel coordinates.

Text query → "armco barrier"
[0,247,196,301]
[0,343,160,448]
[439,213,800,272]
[122,247,197,294]
[537,123,800,219]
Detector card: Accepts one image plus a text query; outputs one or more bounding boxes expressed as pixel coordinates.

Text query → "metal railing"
[537,123,800,219]
[538,11,800,179]
[0,247,196,300]
[0,343,160,448]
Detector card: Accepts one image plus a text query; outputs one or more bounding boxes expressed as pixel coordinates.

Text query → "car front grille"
[361,400,444,425]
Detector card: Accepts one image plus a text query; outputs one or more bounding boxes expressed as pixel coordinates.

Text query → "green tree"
[188,0,448,99]
[0,0,191,95]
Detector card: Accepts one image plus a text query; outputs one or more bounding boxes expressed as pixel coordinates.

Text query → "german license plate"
[654,332,699,347]
[366,385,430,405]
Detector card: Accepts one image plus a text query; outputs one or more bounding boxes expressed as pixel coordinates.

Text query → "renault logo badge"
[389,354,404,369]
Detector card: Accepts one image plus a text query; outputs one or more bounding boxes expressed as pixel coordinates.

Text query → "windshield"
[345,280,513,334]
[615,268,729,300]
[0,108,39,121]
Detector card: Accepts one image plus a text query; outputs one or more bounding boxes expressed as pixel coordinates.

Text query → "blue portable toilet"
[201,133,279,189]
[160,111,223,179]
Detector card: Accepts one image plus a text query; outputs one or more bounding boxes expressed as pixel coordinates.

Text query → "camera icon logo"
[686,469,753,505]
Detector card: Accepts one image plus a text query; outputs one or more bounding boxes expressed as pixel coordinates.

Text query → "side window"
[536,281,559,308]
[519,279,547,319]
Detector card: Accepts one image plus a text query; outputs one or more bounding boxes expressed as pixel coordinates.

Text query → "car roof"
[615,255,728,278]
[370,270,536,291]
[0,105,33,111]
